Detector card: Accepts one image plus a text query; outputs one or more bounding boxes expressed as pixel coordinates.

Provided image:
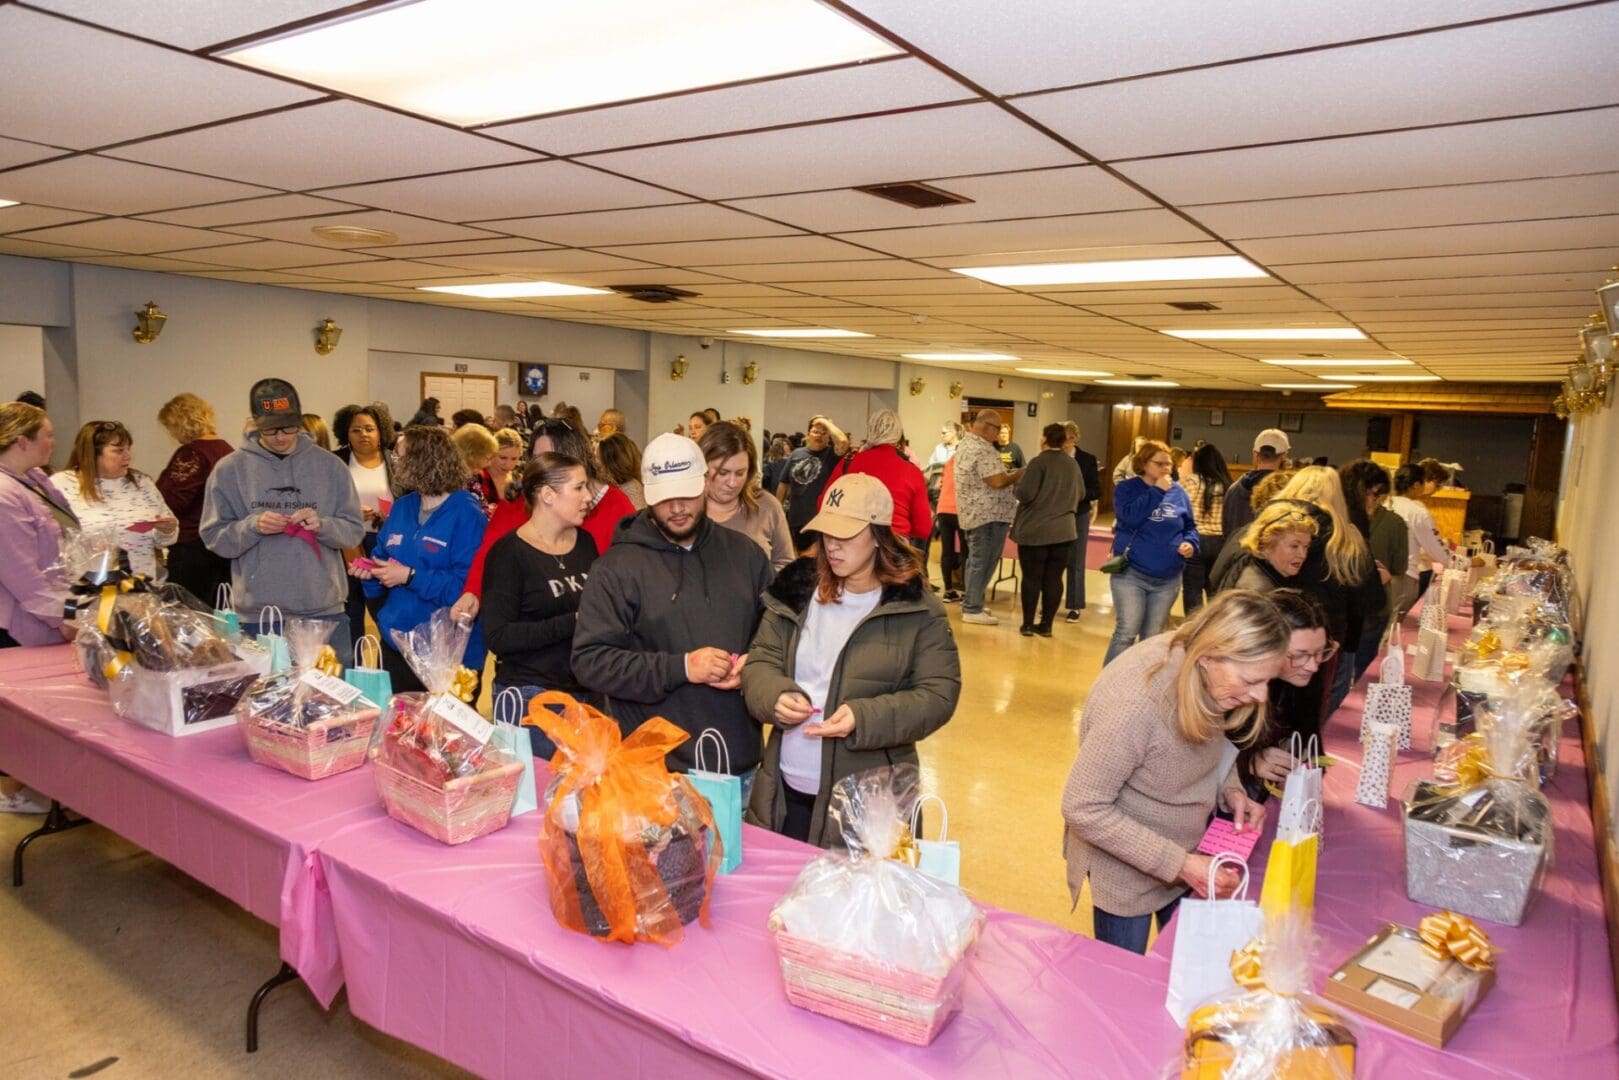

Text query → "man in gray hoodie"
[200,378,365,656]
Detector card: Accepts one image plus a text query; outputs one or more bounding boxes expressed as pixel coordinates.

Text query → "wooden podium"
[1419,488,1470,546]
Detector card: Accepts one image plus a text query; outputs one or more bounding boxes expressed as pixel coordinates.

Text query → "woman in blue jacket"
[1104,439,1198,665]
[355,425,488,692]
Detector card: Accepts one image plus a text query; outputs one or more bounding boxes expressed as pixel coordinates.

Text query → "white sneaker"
[0,789,51,814]
[961,611,999,625]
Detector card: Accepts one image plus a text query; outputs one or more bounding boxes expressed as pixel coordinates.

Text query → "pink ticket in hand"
[124,520,158,533]
[1196,816,1260,861]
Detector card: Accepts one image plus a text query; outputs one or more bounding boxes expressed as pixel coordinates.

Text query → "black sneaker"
[1019,624,1034,637]
[1035,625,1054,638]
[943,591,961,603]
[1065,609,1080,623]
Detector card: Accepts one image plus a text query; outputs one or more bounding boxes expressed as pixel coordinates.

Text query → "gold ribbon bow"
[95,577,146,680]
[1473,629,1502,659]
[1229,939,1266,990]
[450,666,478,703]
[888,824,921,869]
[314,645,343,678]
[1419,911,1496,971]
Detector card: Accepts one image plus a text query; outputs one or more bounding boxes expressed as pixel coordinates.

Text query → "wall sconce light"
[1561,313,1615,415]
[909,376,926,396]
[132,301,166,344]
[314,318,342,355]
[948,381,964,399]
[671,353,689,381]
[742,360,759,385]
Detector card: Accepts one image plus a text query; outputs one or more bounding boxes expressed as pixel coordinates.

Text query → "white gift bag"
[1356,721,1398,809]
[1164,854,1265,1025]
[1443,566,1468,615]
[1275,733,1324,840]
[910,794,961,887]
[1361,628,1412,750]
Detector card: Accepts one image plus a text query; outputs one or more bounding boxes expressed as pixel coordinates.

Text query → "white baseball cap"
[641,433,707,504]
[1254,428,1291,455]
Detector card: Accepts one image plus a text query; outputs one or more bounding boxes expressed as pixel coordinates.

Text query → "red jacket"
[824,444,932,539]
[463,483,635,599]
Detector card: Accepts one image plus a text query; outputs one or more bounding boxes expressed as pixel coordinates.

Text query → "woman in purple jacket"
[1104,438,1198,665]
[0,402,76,649]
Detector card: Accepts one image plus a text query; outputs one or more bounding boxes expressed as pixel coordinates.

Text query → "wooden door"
[1101,406,1170,514]
[420,372,499,421]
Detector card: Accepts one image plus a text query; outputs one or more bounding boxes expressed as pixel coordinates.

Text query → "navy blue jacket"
[1111,478,1199,579]
[364,490,488,667]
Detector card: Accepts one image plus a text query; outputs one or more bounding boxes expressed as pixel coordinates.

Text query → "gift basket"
[1404,685,1553,925]
[532,693,718,944]
[63,530,268,735]
[1178,915,1357,1079]
[234,619,379,780]
[368,610,520,844]
[767,765,983,1045]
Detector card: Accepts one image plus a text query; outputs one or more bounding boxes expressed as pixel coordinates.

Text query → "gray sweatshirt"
[1011,448,1081,547]
[199,432,364,619]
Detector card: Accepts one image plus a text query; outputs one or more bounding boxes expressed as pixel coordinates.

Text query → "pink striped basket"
[371,757,524,845]
[771,930,974,1045]
[236,707,379,781]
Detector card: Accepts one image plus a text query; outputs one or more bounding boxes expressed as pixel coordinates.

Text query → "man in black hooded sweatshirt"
[572,432,773,786]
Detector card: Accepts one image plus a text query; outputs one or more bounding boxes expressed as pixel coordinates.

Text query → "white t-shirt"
[349,457,390,527]
[52,471,177,580]
[778,585,882,795]
[1388,495,1449,580]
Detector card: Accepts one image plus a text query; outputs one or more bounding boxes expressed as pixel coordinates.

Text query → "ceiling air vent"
[853,181,973,209]
[607,284,699,304]
[1166,301,1219,311]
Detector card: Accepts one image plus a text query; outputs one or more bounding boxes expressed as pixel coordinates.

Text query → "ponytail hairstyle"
[521,451,585,512]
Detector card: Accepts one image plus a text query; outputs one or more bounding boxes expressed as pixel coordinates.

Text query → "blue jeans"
[494,681,606,760]
[961,520,1010,614]
[1105,567,1181,665]
[250,612,350,665]
[1093,893,1184,954]
[1065,508,1093,610]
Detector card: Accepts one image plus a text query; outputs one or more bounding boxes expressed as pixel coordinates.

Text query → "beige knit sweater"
[1062,634,1245,916]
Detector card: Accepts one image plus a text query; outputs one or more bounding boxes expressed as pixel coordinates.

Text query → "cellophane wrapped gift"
[532,696,718,945]
[1178,915,1357,1080]
[1403,687,1553,926]
[369,609,520,844]
[235,618,380,779]
[768,765,983,1045]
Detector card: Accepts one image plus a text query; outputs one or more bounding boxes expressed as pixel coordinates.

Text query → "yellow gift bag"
[1260,830,1319,918]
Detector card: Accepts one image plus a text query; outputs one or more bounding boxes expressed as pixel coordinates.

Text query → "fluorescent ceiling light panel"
[730,328,872,338]
[222,0,900,126]
[1325,374,1442,382]
[0,199,18,209]
[1263,383,1359,390]
[903,352,1019,361]
[1161,328,1367,341]
[954,255,1265,287]
[419,281,612,298]
[1260,358,1411,367]
[1017,368,1116,377]
[1097,379,1181,387]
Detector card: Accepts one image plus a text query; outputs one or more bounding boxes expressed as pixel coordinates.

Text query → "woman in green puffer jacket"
[742,473,961,847]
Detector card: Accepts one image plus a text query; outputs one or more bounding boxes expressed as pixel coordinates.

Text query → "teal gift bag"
[255,605,290,674]
[492,688,537,817]
[911,794,961,886]
[212,584,241,640]
[687,729,742,874]
[344,634,392,713]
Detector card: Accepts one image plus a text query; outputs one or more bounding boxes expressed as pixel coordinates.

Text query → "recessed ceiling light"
[1017,368,1116,377]
[1325,374,1442,382]
[730,328,872,338]
[311,224,399,245]
[0,199,18,209]
[954,255,1266,287]
[1260,358,1411,367]
[902,352,1019,361]
[1263,383,1360,390]
[222,0,900,126]
[1161,327,1368,341]
[1097,379,1182,387]
[419,281,612,298]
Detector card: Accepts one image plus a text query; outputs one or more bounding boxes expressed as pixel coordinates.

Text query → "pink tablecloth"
[0,645,376,1006]
[1155,606,1619,1076]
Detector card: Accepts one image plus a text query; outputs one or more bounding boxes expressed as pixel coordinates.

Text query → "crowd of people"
[0,380,1461,946]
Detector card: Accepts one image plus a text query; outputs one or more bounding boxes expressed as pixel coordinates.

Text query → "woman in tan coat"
[1062,590,1289,952]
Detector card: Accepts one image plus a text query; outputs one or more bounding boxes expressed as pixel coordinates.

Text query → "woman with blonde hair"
[300,413,333,451]
[1062,589,1286,952]
[0,403,74,648]
[485,427,525,506]
[452,422,501,517]
[54,421,177,580]
[700,421,794,570]
[156,393,234,600]
[1215,501,1319,593]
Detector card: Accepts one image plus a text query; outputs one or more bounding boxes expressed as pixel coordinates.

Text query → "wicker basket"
[236,707,378,781]
[562,823,710,938]
[771,930,972,1045]
[372,756,524,844]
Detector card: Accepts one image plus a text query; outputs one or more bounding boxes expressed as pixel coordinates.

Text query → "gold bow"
[451,666,478,703]
[1419,911,1495,971]
[314,645,343,677]
[1473,630,1502,659]
[1230,939,1266,990]
[1442,733,1493,789]
[889,824,920,868]
[96,579,143,679]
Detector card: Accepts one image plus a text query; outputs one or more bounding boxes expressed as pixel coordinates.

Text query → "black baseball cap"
[250,377,302,432]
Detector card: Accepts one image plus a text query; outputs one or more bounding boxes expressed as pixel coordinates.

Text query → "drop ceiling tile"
[422,249,659,275]
[486,58,969,154]
[842,210,1212,259]
[1019,6,1617,160]
[1283,249,1616,284]
[1082,300,1333,316]
[359,238,537,260]
[162,239,383,269]
[586,104,1080,201]
[230,210,506,248]
[0,136,68,171]
[1033,284,1311,303]
[292,281,416,294]
[1244,215,1619,266]
[72,252,243,271]
[139,194,366,227]
[811,277,1010,296]
[321,161,678,222]
[297,260,487,283]
[0,156,275,216]
[546,267,741,287]
[706,260,954,283]
[182,269,340,283]
[26,0,361,50]
[10,217,258,254]
[0,205,97,232]
[484,203,800,247]
[0,237,113,259]
[598,235,878,266]
[0,6,320,149]
[1341,304,1592,319]
[1117,108,1619,205]
[109,100,539,190]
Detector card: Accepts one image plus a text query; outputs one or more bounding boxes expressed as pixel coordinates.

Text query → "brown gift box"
[1322,924,1494,1049]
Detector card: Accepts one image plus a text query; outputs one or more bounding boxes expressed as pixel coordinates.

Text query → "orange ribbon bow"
[1419,911,1496,971]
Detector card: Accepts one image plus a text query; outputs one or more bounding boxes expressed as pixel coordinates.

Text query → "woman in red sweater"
[450,417,632,622]
[825,408,931,554]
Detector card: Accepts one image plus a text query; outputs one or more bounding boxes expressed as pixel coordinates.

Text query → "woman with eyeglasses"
[1103,438,1199,665]
[54,420,178,580]
[1235,589,1337,802]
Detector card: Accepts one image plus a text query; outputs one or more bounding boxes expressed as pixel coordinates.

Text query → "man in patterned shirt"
[954,408,1024,625]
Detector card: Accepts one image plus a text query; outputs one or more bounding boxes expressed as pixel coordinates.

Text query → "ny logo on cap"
[826,488,845,508]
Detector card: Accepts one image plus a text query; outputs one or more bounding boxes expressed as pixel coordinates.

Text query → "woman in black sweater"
[479,452,600,758]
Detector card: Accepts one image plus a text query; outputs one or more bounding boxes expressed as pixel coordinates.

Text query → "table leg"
[11,800,92,887]
[246,962,299,1053]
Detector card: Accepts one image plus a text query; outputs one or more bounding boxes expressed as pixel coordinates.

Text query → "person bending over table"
[1062,589,1287,953]
[743,474,960,846]
[1213,501,1318,594]
[1235,588,1337,802]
